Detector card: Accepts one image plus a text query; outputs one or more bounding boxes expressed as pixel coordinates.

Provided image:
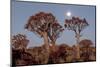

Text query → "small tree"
[64,16,89,59]
[79,39,93,48]
[79,39,93,61]
[12,34,29,50]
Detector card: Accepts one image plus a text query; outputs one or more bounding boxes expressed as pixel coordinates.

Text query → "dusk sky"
[11,1,96,48]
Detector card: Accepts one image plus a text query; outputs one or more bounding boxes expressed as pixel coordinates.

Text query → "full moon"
[66,12,71,17]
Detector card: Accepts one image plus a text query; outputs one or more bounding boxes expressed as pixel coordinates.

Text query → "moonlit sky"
[11,1,96,47]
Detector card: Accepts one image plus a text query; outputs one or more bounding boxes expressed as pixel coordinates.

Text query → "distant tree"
[79,39,93,48]
[12,34,34,66]
[79,39,94,61]
[12,34,29,50]
[64,16,89,59]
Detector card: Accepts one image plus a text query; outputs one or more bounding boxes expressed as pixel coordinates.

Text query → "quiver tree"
[12,34,29,50]
[25,12,58,63]
[25,12,63,49]
[64,16,89,59]
[25,12,63,63]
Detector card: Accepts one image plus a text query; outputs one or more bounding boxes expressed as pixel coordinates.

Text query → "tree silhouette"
[12,34,29,49]
[64,16,89,59]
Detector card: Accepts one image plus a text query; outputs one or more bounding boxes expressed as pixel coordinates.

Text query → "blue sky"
[11,1,96,47]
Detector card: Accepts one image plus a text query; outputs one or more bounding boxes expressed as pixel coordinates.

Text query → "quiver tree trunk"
[42,32,50,63]
[43,32,49,52]
[75,33,80,60]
